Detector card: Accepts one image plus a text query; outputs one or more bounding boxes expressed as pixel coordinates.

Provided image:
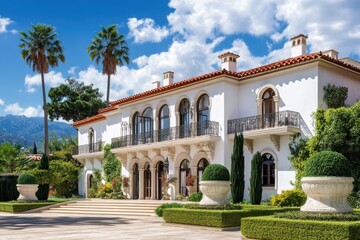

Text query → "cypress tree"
[33,142,37,154]
[36,154,50,200]
[231,132,245,203]
[250,151,262,204]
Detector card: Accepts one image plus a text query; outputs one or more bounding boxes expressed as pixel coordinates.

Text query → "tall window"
[179,99,191,138]
[179,159,191,195]
[159,105,170,141]
[197,158,209,191]
[262,88,275,115]
[133,163,139,199]
[132,112,141,145]
[157,161,164,200]
[144,162,151,199]
[197,94,210,135]
[88,128,94,152]
[142,107,153,143]
[262,153,275,187]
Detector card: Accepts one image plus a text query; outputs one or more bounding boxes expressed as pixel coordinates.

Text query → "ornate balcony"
[227,111,301,152]
[72,141,104,155]
[111,120,219,149]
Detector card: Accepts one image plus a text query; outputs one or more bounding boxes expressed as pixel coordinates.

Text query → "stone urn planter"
[301,151,353,213]
[16,173,39,201]
[199,164,231,206]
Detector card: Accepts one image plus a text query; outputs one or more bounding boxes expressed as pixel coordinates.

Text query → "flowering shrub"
[123,176,130,188]
[186,174,196,186]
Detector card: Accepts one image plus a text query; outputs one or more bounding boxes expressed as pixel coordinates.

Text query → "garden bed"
[241,215,360,240]
[163,207,294,228]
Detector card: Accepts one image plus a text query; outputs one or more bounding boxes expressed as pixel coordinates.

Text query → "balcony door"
[179,99,191,138]
[262,88,275,128]
[159,105,170,141]
[197,94,210,136]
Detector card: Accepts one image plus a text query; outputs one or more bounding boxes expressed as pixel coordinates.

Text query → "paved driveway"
[0,212,241,240]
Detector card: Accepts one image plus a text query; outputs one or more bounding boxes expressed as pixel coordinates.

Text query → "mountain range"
[0,115,77,148]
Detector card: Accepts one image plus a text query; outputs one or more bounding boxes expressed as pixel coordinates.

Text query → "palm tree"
[88,25,129,106]
[19,24,65,156]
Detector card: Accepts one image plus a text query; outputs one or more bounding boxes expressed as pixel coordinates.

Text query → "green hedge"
[0,202,57,213]
[163,207,292,228]
[0,175,19,201]
[241,216,360,240]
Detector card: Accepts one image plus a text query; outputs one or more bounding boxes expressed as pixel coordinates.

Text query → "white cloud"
[4,103,43,117]
[68,66,78,75]
[128,18,169,43]
[25,71,66,92]
[0,99,4,105]
[0,16,16,34]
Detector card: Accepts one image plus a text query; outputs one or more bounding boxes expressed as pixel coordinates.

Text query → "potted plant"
[199,164,231,205]
[186,174,197,195]
[301,151,353,213]
[17,173,39,201]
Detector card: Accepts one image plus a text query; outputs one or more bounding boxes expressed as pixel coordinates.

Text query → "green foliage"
[49,160,79,197]
[17,173,37,184]
[189,192,203,202]
[47,78,106,122]
[231,133,245,203]
[202,164,230,181]
[0,202,58,213]
[48,134,78,154]
[155,202,184,217]
[37,154,50,200]
[0,142,31,173]
[304,151,352,177]
[250,151,262,204]
[25,169,50,185]
[241,216,360,240]
[275,211,360,221]
[270,189,307,207]
[184,203,242,210]
[103,144,122,182]
[323,83,348,109]
[163,207,290,228]
[348,191,360,209]
[0,175,19,201]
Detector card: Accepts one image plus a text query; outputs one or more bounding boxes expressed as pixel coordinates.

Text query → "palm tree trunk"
[106,74,111,107]
[41,72,49,156]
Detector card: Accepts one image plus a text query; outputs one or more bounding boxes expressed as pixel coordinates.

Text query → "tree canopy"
[47,78,106,122]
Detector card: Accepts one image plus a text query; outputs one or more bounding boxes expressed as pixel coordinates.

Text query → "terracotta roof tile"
[73,114,106,127]
[98,106,117,114]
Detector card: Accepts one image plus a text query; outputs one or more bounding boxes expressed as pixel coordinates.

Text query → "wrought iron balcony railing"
[72,141,104,155]
[111,120,219,149]
[227,110,300,134]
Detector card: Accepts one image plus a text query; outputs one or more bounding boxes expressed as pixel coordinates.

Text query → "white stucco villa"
[72,34,360,200]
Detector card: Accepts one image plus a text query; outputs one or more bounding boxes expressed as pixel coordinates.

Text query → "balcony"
[111,120,220,149]
[228,111,301,152]
[72,141,104,156]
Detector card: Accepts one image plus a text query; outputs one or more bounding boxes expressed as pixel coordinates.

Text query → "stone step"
[45,209,155,216]
[60,205,156,210]
[57,206,155,213]
[70,202,161,207]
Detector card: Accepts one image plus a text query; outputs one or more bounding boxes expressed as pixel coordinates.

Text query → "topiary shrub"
[189,192,203,202]
[202,164,230,181]
[17,173,37,184]
[304,151,352,177]
[270,189,306,207]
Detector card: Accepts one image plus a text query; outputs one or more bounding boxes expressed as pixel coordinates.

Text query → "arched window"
[197,94,210,122]
[179,159,191,195]
[142,107,153,143]
[88,128,94,152]
[133,163,139,199]
[262,88,275,115]
[197,158,209,191]
[262,153,275,187]
[132,112,141,145]
[179,99,191,138]
[144,162,151,199]
[156,161,164,200]
[159,105,170,141]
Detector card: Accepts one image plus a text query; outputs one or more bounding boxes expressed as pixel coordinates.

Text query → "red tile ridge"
[218,52,240,59]
[73,114,106,127]
[98,106,117,114]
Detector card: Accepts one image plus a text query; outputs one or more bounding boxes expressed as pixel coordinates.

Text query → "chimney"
[151,80,160,89]
[163,71,174,86]
[291,34,308,57]
[218,52,240,72]
[322,49,339,60]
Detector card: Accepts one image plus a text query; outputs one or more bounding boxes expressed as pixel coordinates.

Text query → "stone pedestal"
[17,184,39,201]
[199,181,230,205]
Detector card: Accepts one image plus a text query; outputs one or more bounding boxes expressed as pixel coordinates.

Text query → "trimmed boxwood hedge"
[202,164,230,181]
[0,202,57,213]
[241,215,360,240]
[163,207,293,228]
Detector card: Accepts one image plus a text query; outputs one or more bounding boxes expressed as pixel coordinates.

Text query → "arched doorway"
[179,159,191,195]
[197,94,210,135]
[132,163,139,199]
[144,162,151,199]
[262,88,275,128]
[197,158,209,191]
[179,99,191,138]
[156,161,164,199]
[262,153,275,187]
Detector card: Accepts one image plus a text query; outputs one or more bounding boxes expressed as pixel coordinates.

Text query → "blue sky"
[0,0,360,121]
